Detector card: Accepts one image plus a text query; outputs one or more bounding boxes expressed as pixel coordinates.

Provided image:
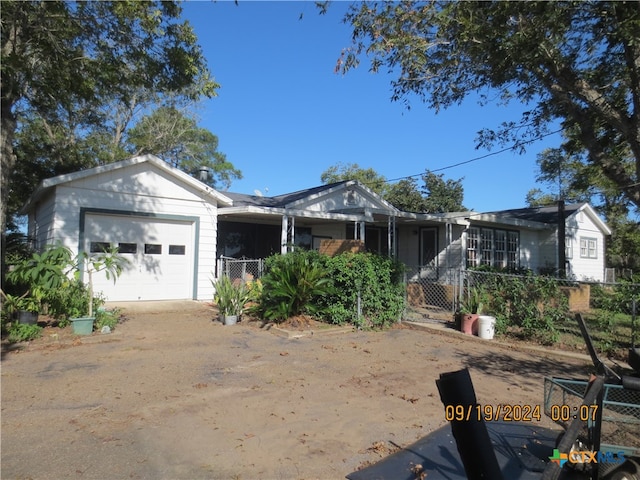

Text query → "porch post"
[359,221,366,243]
[281,215,288,254]
[387,216,396,257]
[289,216,295,252]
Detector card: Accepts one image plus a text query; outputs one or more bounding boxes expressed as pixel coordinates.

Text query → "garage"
[84,213,196,301]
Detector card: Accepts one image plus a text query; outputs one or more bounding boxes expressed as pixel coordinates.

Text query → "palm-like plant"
[260,251,333,322]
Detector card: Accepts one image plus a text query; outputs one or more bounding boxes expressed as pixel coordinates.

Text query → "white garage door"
[85,214,195,301]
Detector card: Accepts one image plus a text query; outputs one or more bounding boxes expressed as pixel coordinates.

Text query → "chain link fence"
[464,269,640,313]
[216,256,264,282]
[404,266,461,321]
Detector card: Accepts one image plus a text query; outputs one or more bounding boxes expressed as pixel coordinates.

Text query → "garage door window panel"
[169,245,186,255]
[145,244,162,255]
[90,242,111,253]
[118,243,138,254]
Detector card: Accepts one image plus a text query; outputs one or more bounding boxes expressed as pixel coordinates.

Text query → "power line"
[383,128,563,184]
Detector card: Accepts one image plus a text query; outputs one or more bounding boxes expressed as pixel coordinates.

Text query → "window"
[507,232,519,269]
[481,229,494,266]
[467,227,519,269]
[118,243,137,254]
[90,242,110,253]
[294,227,312,250]
[565,237,573,259]
[169,245,185,255]
[580,237,597,259]
[494,230,507,269]
[144,243,162,255]
[467,227,480,267]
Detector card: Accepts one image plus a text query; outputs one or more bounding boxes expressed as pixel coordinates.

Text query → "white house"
[20,155,612,302]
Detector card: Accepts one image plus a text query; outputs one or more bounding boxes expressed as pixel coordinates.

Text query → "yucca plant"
[212,276,251,317]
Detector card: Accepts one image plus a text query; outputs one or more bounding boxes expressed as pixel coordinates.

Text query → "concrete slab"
[105,299,211,314]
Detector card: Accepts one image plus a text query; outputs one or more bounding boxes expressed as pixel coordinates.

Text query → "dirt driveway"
[1,301,593,480]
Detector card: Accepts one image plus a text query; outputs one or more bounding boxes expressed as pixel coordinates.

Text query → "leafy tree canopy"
[337,1,640,211]
[128,107,242,189]
[320,163,465,213]
[320,162,388,195]
[1,1,225,234]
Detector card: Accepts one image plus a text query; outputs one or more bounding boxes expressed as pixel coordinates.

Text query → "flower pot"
[223,315,238,326]
[461,313,478,335]
[17,310,39,325]
[71,317,95,335]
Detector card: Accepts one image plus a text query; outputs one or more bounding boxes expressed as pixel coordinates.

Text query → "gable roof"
[471,202,611,235]
[223,180,399,213]
[20,154,233,214]
[483,203,584,223]
[223,183,346,208]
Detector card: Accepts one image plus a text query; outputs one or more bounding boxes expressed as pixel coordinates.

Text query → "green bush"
[255,250,405,328]
[44,280,104,326]
[480,272,568,344]
[7,323,43,343]
[320,252,405,329]
[44,280,90,321]
[258,250,334,322]
[591,278,640,314]
[94,309,120,331]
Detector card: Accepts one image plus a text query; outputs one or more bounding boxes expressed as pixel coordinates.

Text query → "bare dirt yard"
[1,301,595,480]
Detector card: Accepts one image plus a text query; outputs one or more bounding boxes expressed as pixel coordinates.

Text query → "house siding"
[293,187,391,213]
[28,190,57,248]
[567,211,606,281]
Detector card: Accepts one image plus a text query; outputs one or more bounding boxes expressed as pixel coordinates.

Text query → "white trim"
[572,204,612,236]
[217,205,366,222]
[284,180,401,213]
[20,154,232,214]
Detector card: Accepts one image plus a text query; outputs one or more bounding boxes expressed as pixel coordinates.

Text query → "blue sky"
[183,1,561,212]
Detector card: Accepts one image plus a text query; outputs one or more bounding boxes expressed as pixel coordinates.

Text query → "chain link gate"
[217,256,264,282]
[404,266,461,322]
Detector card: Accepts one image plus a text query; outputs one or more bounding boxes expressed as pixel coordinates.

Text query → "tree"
[338,1,640,210]
[386,178,426,212]
[421,171,465,213]
[320,162,388,195]
[128,107,242,189]
[1,0,218,236]
[320,164,465,213]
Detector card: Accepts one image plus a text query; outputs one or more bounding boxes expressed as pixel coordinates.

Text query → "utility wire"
[381,128,563,185]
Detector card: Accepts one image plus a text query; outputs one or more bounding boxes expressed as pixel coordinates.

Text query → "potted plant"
[70,246,127,335]
[212,276,251,325]
[1,290,41,325]
[15,294,41,325]
[458,287,485,335]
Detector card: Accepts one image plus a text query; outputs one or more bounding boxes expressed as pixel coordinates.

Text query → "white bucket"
[477,315,496,340]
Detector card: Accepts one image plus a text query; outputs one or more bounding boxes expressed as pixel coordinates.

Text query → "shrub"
[94,309,121,331]
[212,276,252,317]
[7,323,42,343]
[44,280,89,321]
[480,272,568,344]
[320,252,405,329]
[258,250,334,322]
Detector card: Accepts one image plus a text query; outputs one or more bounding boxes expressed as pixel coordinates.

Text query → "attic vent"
[346,189,357,205]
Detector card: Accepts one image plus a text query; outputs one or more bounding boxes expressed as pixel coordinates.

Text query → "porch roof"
[217,205,367,223]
